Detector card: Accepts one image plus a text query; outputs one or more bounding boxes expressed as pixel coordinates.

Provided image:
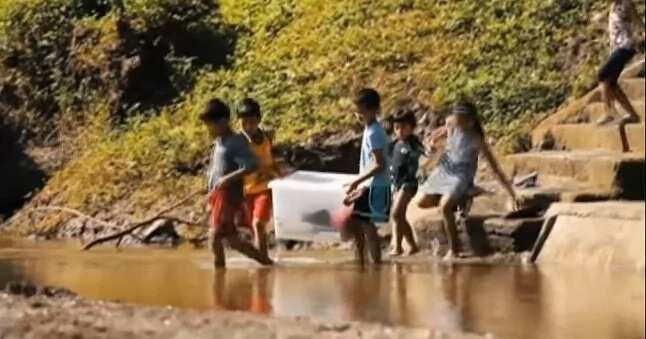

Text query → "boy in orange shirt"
[201,98,273,268]
[237,99,281,257]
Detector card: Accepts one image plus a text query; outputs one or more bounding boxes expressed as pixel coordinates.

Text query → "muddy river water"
[0,237,643,339]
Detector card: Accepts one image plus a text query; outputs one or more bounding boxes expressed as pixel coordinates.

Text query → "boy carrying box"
[342,88,391,266]
[237,98,281,258]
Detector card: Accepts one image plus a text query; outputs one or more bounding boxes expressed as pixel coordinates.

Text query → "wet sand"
[0,292,482,339]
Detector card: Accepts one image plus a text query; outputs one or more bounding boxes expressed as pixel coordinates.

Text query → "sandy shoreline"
[0,290,485,339]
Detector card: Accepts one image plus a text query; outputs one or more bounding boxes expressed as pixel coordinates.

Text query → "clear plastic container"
[269,171,357,242]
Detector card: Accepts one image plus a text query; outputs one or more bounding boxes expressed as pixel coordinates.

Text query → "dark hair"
[354,88,380,111]
[452,101,484,137]
[199,98,230,123]
[391,110,417,128]
[237,98,261,118]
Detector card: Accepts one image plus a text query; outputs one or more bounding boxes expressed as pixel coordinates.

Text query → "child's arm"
[427,116,454,150]
[213,137,259,190]
[347,148,387,193]
[265,131,292,178]
[480,140,518,206]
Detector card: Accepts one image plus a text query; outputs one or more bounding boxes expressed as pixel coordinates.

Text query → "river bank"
[1,237,644,339]
[0,287,482,339]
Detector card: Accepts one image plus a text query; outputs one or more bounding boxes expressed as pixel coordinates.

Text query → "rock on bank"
[532,201,645,271]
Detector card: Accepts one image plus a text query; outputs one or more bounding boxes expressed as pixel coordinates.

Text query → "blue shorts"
[353,186,391,223]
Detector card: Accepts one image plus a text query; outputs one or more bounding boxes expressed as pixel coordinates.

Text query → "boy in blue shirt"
[343,88,391,266]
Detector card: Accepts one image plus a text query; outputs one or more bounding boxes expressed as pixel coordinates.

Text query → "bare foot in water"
[404,246,420,257]
[260,256,275,266]
[442,250,473,262]
[442,250,455,262]
[389,248,403,257]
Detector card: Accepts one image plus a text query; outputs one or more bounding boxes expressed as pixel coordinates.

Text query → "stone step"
[532,123,645,152]
[483,217,544,253]
[620,58,645,79]
[619,78,645,101]
[470,182,612,215]
[531,202,645,271]
[587,78,645,103]
[405,178,616,255]
[503,150,645,200]
[582,100,645,123]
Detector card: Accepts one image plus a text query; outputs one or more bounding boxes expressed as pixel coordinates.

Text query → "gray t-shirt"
[206,133,258,204]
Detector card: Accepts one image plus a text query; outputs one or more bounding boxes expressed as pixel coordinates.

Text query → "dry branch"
[79,190,203,250]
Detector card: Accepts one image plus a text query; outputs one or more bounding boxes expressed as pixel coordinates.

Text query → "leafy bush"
[0,0,230,143]
[5,0,644,234]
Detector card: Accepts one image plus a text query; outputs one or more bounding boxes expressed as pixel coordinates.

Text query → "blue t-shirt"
[360,121,391,187]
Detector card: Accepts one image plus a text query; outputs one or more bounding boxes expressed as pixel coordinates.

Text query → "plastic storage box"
[269,171,357,242]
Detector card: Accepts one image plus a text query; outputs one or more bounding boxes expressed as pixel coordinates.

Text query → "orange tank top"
[243,131,278,195]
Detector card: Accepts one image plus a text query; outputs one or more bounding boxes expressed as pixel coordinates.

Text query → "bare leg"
[252,220,269,257]
[346,218,366,266]
[612,83,640,122]
[598,81,618,125]
[212,270,227,309]
[391,189,418,256]
[440,195,460,256]
[227,234,274,266]
[210,231,226,268]
[415,193,441,209]
[362,222,382,264]
[390,191,405,256]
[390,220,403,256]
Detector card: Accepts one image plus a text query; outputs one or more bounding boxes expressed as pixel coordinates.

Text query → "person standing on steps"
[596,0,645,126]
[237,98,281,258]
[414,102,519,260]
[201,98,274,268]
[342,88,391,266]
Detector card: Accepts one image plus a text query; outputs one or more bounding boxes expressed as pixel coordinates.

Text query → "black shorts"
[598,47,636,83]
[393,181,418,195]
[353,186,391,223]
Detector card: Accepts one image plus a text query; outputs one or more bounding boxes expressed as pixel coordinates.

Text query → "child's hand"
[344,181,359,194]
[343,187,365,206]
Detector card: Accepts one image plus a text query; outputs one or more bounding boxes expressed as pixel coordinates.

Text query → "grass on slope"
[4,0,641,234]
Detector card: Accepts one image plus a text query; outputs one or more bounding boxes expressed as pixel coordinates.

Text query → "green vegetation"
[1,0,642,233]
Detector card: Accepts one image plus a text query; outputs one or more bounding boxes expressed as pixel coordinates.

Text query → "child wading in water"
[387,110,421,256]
[343,88,391,266]
[200,98,274,268]
[237,98,281,258]
[415,102,518,260]
[596,0,644,127]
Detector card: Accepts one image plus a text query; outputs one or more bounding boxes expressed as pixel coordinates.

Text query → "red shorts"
[209,190,251,236]
[245,191,272,224]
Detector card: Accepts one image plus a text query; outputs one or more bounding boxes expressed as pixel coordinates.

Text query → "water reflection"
[212,269,273,315]
[0,239,643,339]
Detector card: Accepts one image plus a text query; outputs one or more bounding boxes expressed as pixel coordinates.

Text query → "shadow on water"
[0,238,643,339]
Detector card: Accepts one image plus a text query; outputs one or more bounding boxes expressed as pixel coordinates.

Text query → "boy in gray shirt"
[200,98,273,268]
